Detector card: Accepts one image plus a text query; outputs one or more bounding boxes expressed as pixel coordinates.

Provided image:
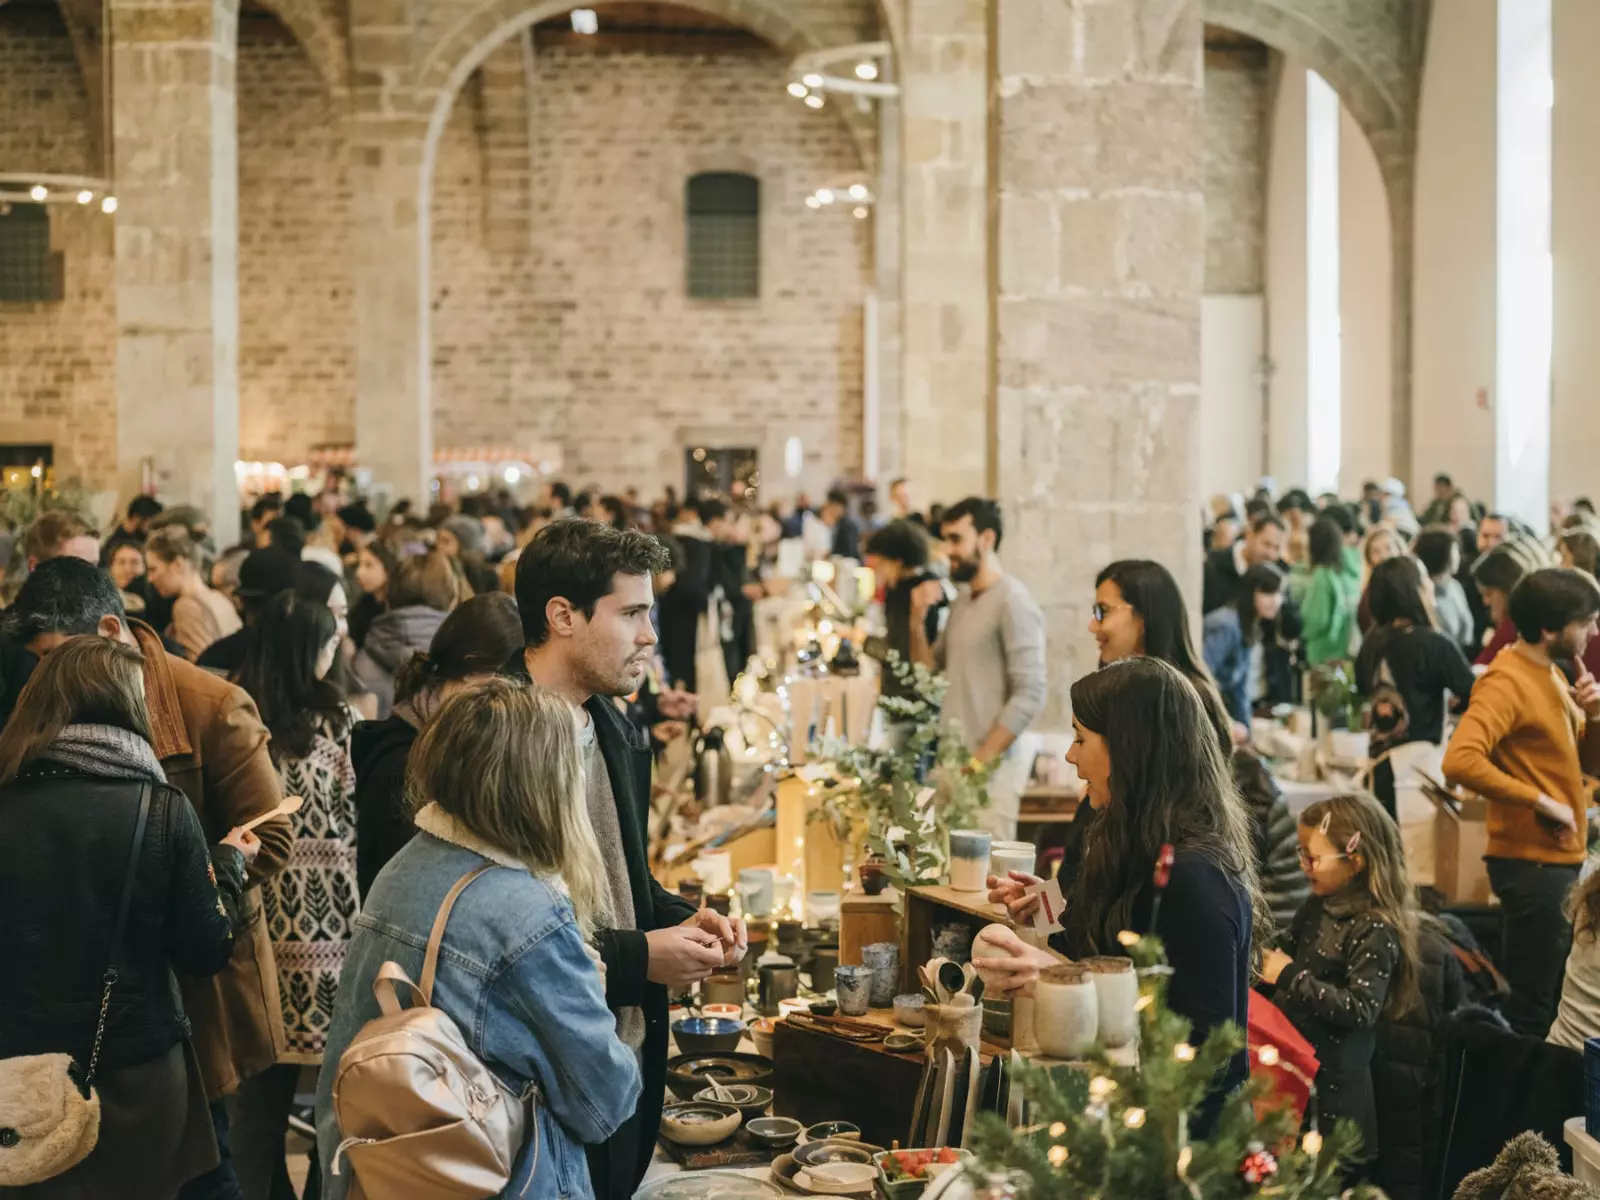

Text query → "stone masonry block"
[1055,194,1120,292]
[998,192,1057,298]
[995,0,1072,80]
[1119,193,1204,295]
[1080,0,1134,83]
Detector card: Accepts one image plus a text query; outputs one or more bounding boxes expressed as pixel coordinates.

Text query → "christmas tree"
[968,865,1385,1198]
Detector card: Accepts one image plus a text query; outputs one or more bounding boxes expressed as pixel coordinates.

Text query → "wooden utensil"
[937,960,966,1004]
[237,795,303,835]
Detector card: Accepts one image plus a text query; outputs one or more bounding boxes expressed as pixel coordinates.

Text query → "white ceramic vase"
[1085,957,1139,1049]
[1032,965,1099,1060]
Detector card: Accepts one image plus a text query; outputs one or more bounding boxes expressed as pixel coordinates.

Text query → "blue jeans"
[177,1099,244,1200]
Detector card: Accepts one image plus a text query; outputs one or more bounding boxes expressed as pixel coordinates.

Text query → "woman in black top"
[976,657,1264,1132]
[1355,556,1476,819]
[351,592,523,898]
[0,637,255,1199]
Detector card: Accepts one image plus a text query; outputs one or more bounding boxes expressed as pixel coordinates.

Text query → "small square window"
[686,173,759,300]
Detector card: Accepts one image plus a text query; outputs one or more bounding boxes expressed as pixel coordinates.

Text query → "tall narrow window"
[1305,71,1342,496]
[0,203,58,303]
[686,172,759,299]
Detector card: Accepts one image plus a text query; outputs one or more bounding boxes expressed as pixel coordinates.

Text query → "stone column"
[873,85,904,485]
[110,0,242,546]
[993,0,1205,723]
[899,0,988,504]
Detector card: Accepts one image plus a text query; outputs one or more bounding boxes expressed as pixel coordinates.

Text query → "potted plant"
[1308,661,1370,765]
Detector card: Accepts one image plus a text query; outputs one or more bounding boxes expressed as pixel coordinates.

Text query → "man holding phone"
[1443,566,1600,1037]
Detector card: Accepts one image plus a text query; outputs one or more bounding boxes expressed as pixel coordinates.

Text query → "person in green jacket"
[1302,516,1361,665]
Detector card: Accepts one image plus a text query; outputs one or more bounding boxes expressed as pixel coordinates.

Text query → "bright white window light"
[570,9,598,34]
[1496,0,1552,531]
[1305,71,1342,497]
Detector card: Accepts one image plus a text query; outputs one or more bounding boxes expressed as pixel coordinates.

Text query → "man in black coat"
[506,518,747,1200]
[1203,512,1302,705]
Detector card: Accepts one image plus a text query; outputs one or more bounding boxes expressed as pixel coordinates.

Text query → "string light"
[101,196,118,214]
[816,189,834,205]
[1301,1130,1323,1156]
[848,184,868,200]
[1122,1107,1146,1129]
[76,190,93,205]
[1134,993,1153,1011]
[805,196,822,210]
[852,206,869,219]
[1047,1145,1068,1167]
[1173,1042,1195,1062]
[1088,1076,1115,1101]
[1177,1146,1192,1176]
[1117,930,1139,947]
[1048,1122,1066,1138]
[1256,1044,1279,1066]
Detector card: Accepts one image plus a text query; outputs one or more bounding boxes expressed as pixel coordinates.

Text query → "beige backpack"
[330,865,536,1199]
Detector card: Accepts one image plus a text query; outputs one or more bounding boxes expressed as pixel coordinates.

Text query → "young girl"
[1261,793,1421,1172]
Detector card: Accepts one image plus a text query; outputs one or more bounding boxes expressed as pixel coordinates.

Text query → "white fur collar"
[413,802,530,871]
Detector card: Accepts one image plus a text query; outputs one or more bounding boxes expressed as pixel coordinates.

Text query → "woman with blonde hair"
[0,637,256,1197]
[145,525,242,661]
[315,677,640,1199]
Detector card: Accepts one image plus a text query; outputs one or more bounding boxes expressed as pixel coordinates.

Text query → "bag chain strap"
[87,783,152,1087]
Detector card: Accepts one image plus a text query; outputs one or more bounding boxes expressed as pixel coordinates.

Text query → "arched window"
[0,202,58,303]
[686,172,759,299]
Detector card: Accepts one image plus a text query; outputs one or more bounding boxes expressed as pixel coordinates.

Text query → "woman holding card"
[973,658,1264,1126]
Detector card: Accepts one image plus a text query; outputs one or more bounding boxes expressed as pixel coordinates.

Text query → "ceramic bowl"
[809,1000,838,1017]
[893,994,926,1028]
[671,1016,746,1055]
[700,1003,743,1021]
[794,1136,880,1167]
[802,1120,861,1143]
[665,1052,775,1102]
[802,1162,878,1195]
[659,1101,742,1147]
[749,1017,777,1059]
[694,1083,772,1119]
[778,997,811,1020]
[747,1115,804,1149]
[883,1031,924,1053]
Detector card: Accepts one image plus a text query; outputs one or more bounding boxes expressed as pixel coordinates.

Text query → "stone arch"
[250,0,349,91]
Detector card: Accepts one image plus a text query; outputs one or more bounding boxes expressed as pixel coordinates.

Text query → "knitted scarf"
[43,723,167,785]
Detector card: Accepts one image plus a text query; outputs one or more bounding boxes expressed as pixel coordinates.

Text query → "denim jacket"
[316,804,642,1199]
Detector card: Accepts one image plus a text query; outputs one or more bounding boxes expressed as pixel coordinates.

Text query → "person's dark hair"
[394,593,524,707]
[599,495,628,529]
[549,481,572,509]
[128,495,164,521]
[514,519,671,647]
[927,502,947,530]
[283,493,320,533]
[941,497,1003,550]
[1508,567,1600,644]
[295,561,341,607]
[1413,528,1460,579]
[694,497,728,526]
[1367,556,1434,628]
[1472,536,1546,594]
[824,489,849,509]
[864,520,930,569]
[1308,517,1345,570]
[0,637,151,786]
[231,590,346,760]
[358,539,399,588]
[266,516,306,557]
[572,491,594,517]
[2,556,124,645]
[1235,562,1284,643]
[1434,473,1453,488]
[1248,513,1287,538]
[1065,658,1265,955]
[1094,560,1231,750]
[1322,502,1358,536]
[250,494,283,523]
[1275,488,1313,514]
[1577,497,1597,516]
[1243,498,1272,521]
[338,502,376,534]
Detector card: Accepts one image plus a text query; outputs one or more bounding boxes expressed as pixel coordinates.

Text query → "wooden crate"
[771,1016,925,1148]
[901,886,1013,1044]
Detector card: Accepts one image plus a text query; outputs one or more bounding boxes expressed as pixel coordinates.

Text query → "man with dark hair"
[507,519,745,1200]
[909,497,1045,839]
[100,494,163,565]
[865,519,948,698]
[3,556,290,1194]
[656,499,723,694]
[247,493,283,547]
[1420,472,1457,526]
[1444,566,1600,1036]
[1202,512,1288,614]
[262,514,306,559]
[820,488,862,560]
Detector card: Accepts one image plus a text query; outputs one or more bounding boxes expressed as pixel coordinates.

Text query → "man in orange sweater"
[1443,566,1600,1035]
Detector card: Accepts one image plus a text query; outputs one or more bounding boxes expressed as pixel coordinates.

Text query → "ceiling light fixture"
[804,94,825,109]
[855,61,878,80]
[786,81,808,98]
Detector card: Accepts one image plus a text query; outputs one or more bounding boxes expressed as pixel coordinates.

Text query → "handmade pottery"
[834,964,873,1016]
[672,1016,746,1055]
[807,890,842,925]
[883,1032,924,1052]
[1085,956,1139,1049]
[802,1163,878,1195]
[862,942,900,1007]
[810,944,840,991]
[739,867,777,918]
[695,1083,773,1119]
[759,963,801,1016]
[701,1003,743,1021]
[946,830,991,892]
[665,1052,775,1102]
[930,923,975,965]
[750,1017,776,1059]
[923,1003,983,1060]
[796,1131,870,1160]
[808,1000,837,1017]
[778,997,810,1020]
[748,1116,804,1149]
[660,1101,742,1146]
[874,1150,976,1200]
[893,993,926,1028]
[1032,964,1098,1059]
[702,973,747,1008]
[858,858,890,896]
[987,840,1037,883]
[981,996,1012,1041]
[640,1171,785,1200]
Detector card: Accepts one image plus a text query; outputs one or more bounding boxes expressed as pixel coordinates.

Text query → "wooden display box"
[901,885,1013,1046]
[770,1016,925,1149]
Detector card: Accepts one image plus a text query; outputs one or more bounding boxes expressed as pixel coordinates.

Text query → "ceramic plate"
[908,1056,934,1148]
[795,1163,877,1196]
[635,1170,787,1200]
[793,1139,884,1168]
[960,1047,981,1149]
[934,1049,955,1148]
[1006,1050,1024,1128]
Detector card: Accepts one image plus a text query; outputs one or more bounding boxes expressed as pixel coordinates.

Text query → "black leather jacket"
[0,762,246,1075]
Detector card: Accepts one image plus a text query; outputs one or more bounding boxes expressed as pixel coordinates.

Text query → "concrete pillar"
[110,0,242,545]
[899,0,987,505]
[993,0,1205,722]
[873,82,904,487]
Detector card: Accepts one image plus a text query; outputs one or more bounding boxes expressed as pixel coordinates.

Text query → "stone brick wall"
[0,5,116,486]
[1205,48,1268,294]
[430,45,870,498]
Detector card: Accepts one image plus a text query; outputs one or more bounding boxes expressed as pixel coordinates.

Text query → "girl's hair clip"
[1345,831,1361,855]
[1316,812,1332,836]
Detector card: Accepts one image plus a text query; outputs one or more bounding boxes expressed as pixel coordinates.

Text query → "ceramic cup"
[695,851,733,895]
[773,873,798,916]
[811,945,839,992]
[834,965,873,1016]
[893,993,926,1028]
[701,973,746,1008]
[862,942,900,1007]
[947,830,992,892]
[738,867,776,918]
[807,890,842,925]
[988,840,1037,883]
[758,962,801,1017]
[931,922,976,965]
[924,1002,984,1060]
[1086,957,1139,1049]
[1032,964,1099,1060]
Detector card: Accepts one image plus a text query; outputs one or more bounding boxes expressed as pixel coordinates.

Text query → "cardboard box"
[1432,792,1492,905]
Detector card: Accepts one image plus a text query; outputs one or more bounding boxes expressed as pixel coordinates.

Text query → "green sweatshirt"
[1302,554,1361,665]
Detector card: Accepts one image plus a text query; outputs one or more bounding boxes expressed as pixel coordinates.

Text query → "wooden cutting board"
[657,1127,783,1171]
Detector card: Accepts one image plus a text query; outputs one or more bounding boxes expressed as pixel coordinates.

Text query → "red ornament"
[1239,1145,1278,1187]
[1153,844,1175,890]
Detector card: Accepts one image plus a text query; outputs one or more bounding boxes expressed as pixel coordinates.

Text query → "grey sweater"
[933,573,1047,749]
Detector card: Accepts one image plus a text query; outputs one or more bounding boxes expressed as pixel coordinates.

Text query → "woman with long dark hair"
[1202,562,1286,724]
[228,592,357,1200]
[0,637,254,1198]
[349,540,398,650]
[977,658,1263,1130]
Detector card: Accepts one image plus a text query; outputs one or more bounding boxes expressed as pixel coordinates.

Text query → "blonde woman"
[314,677,639,1200]
[145,526,242,660]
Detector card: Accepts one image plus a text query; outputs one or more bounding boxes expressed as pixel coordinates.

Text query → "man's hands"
[683,907,748,968]
[643,909,750,991]
[910,580,944,615]
[1534,793,1579,841]
[1574,662,1600,721]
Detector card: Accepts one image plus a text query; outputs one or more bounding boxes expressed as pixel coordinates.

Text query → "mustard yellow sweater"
[1442,646,1600,865]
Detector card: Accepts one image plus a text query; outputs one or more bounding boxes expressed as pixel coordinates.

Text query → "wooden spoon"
[237,795,303,835]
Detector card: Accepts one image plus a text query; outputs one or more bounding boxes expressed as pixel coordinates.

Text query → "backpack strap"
[420,864,496,1004]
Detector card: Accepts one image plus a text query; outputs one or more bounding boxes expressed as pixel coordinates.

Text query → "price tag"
[1025,877,1065,937]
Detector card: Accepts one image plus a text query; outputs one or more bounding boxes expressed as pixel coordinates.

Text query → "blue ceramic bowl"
[672,1016,747,1054]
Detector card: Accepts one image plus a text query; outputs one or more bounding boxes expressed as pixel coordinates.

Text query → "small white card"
[1025,877,1066,936]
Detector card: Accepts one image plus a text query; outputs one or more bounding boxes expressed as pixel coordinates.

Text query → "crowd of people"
[0,468,1597,1198]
